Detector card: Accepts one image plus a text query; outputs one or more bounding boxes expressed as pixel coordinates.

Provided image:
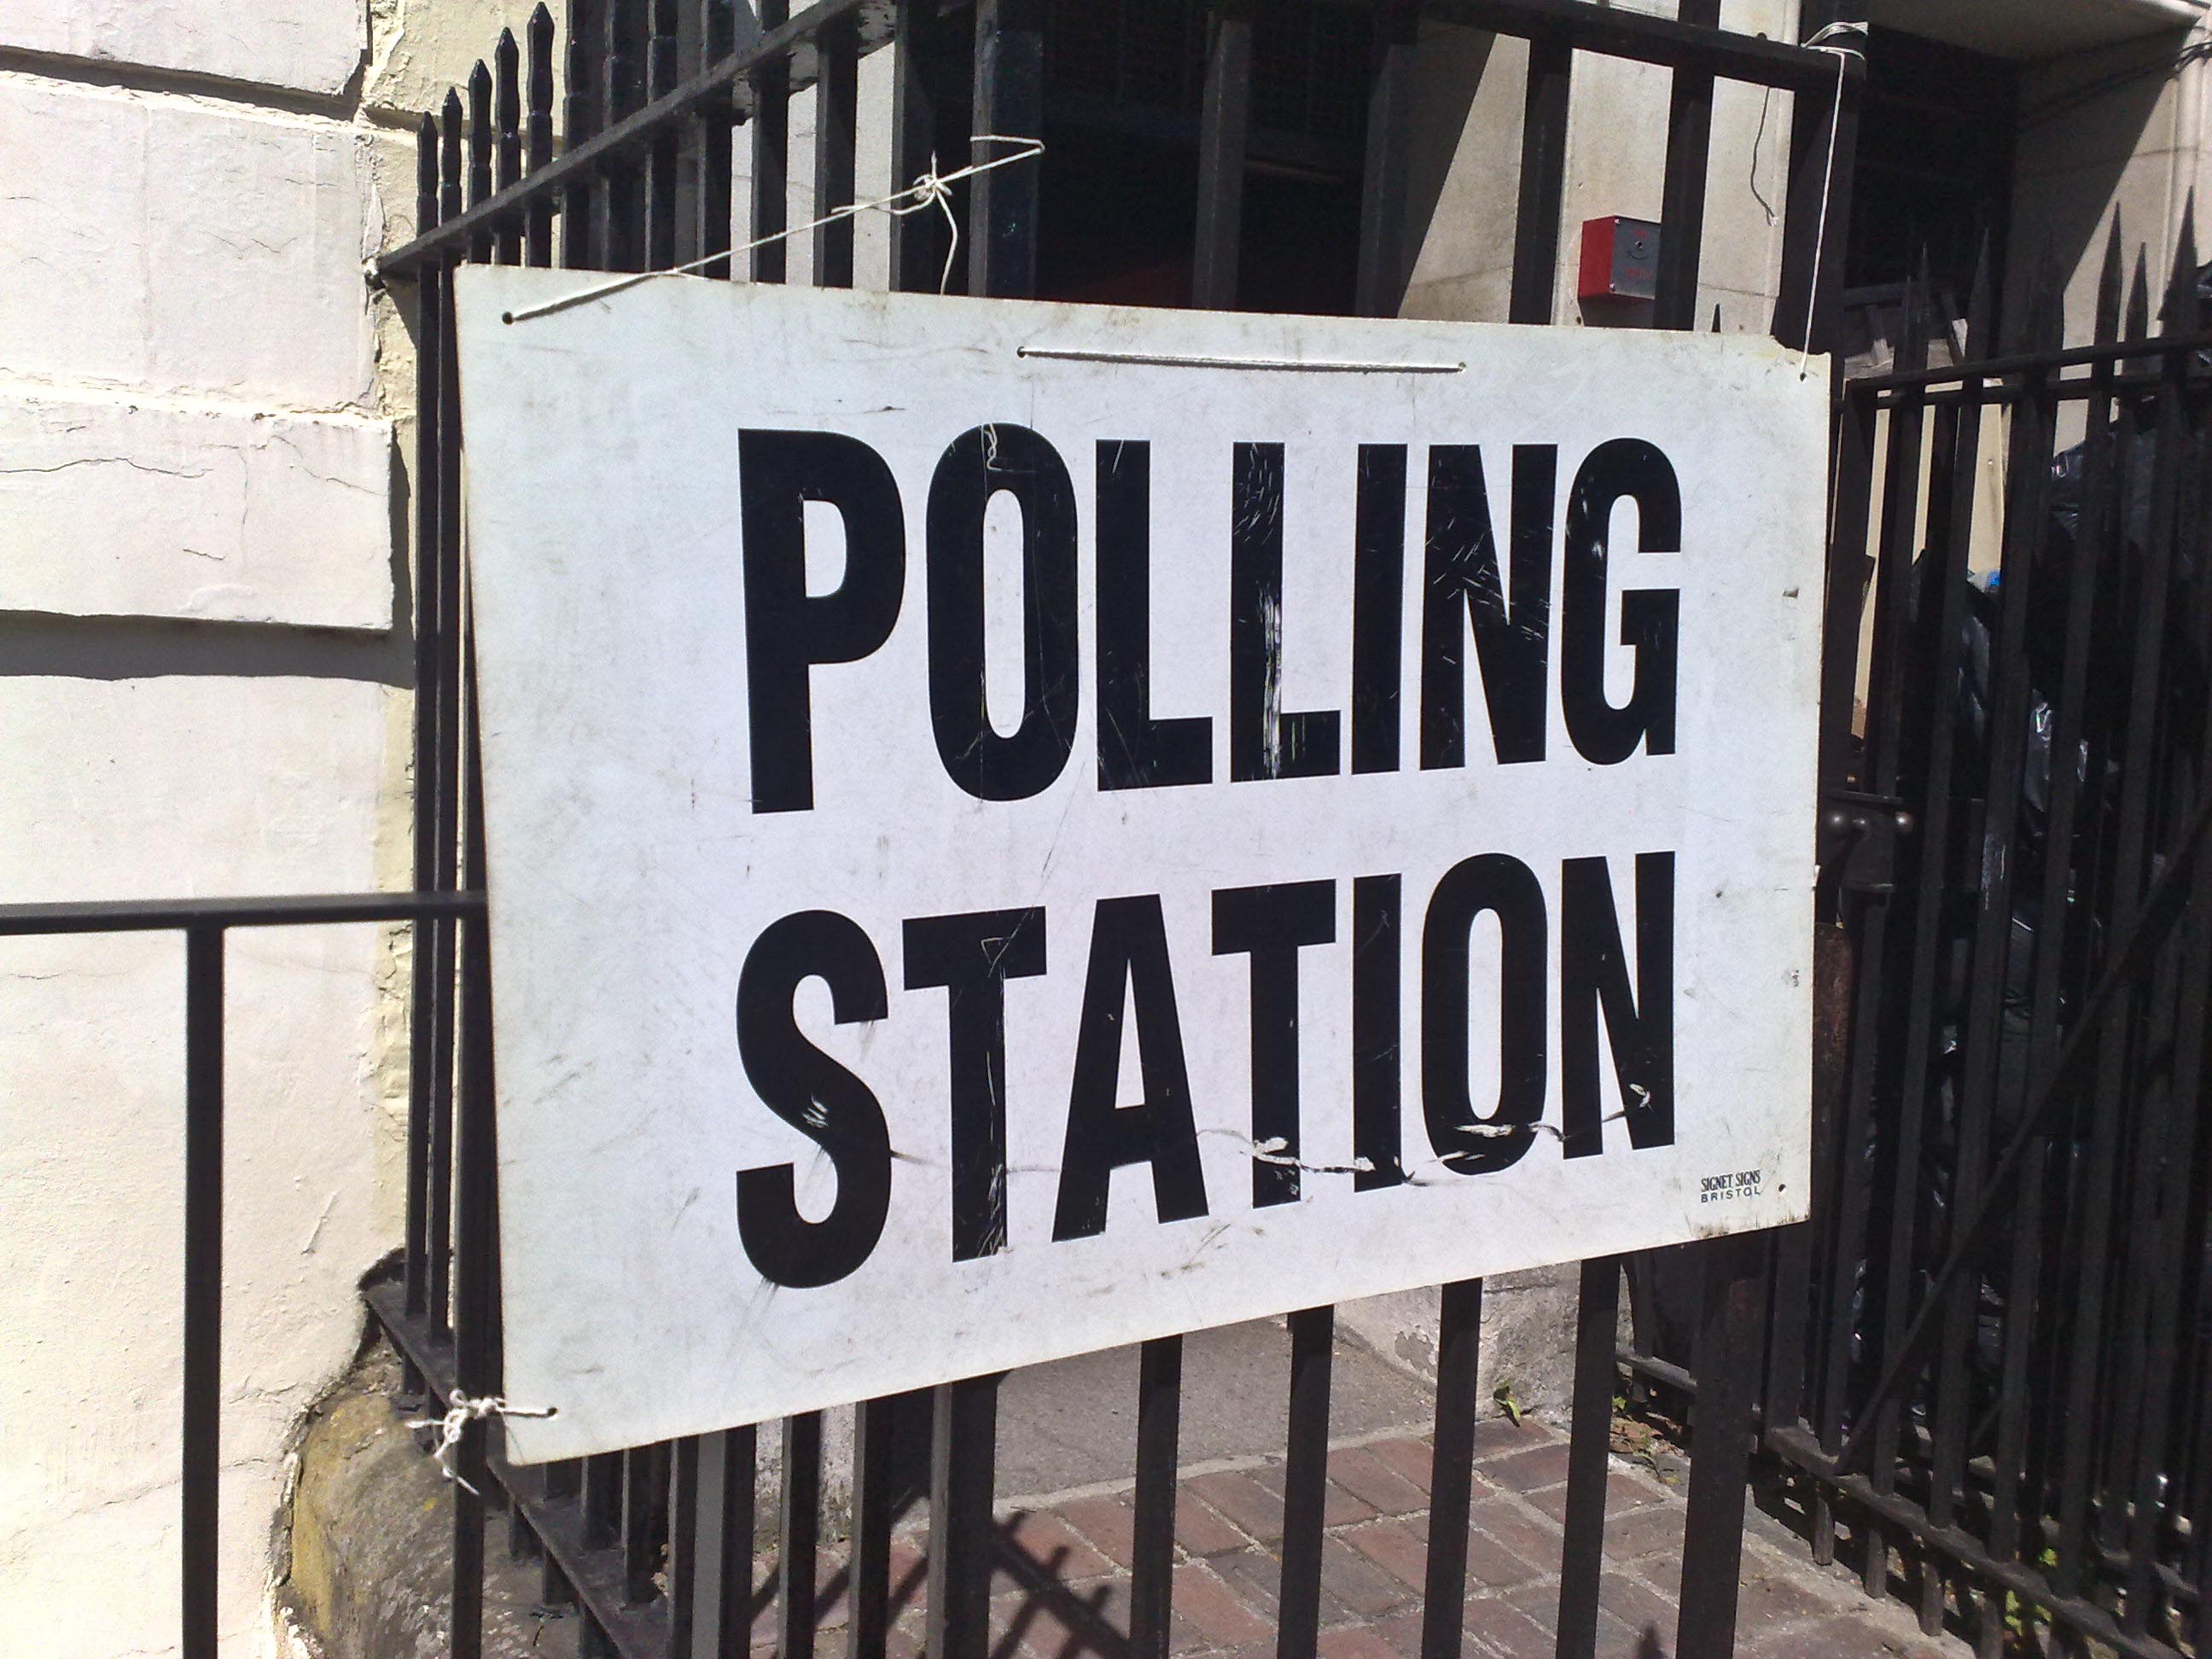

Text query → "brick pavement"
[744,1419,1961,1659]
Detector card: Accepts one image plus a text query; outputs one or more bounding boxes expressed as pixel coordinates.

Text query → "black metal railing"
[1625,228,2212,1659]
[41,3,1872,1657]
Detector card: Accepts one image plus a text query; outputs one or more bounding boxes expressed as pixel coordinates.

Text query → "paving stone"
[1210,1546,1349,1628]
[1246,1463,1382,1529]
[1057,1494,1141,1569]
[1173,1562,1277,1648]
[1463,1528,1545,1592]
[1527,1471,1668,1525]
[1004,1509,1119,1581]
[1187,1471,1286,1545]
[1484,1442,1575,1493]
[1319,1535,1417,1617]
[1743,1612,1955,1658]
[1504,1582,1641,1653]
[1463,1595,1557,1659]
[1596,1570,1678,1638]
[1365,1435,1436,1495]
[1734,1567,1832,1635]
[1469,1418,1555,1462]
[1329,1445,1431,1516]
[1604,1504,1688,1563]
[1466,1497,1562,1569]
[1342,1518,1429,1590]
[1317,1621,1415,1659]
[1176,1491,1255,1557]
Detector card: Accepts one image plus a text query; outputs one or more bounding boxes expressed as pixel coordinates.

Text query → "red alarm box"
[1579,216,1661,301]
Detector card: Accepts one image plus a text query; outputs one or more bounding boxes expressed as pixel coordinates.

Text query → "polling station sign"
[453,268,1828,1463]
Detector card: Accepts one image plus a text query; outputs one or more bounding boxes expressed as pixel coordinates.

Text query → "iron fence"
[1624,231,2212,1659]
[7,3,1874,1657]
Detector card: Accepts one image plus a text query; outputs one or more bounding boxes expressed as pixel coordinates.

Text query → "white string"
[407,1391,556,1494]
[1799,26,1866,378]
[501,134,1045,325]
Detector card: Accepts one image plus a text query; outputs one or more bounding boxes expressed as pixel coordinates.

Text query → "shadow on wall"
[1389,23,1498,319]
[2004,32,2182,346]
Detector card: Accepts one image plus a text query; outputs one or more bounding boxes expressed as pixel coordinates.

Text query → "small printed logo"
[1698,1168,1763,1205]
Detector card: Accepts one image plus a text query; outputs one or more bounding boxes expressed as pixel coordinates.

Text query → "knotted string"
[501,134,1045,325]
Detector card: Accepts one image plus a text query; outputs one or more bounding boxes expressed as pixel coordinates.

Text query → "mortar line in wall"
[0,44,373,124]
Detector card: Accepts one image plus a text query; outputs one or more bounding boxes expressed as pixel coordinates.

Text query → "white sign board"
[453,267,1827,1463]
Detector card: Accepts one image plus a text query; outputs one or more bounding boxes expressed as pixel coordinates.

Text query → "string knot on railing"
[406,1391,556,1493]
[499,133,1045,325]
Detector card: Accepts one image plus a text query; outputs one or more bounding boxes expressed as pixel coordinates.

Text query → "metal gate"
[1622,236,2212,1656]
[0,4,1875,1657]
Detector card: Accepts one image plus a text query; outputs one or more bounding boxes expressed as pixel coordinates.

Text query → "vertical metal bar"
[404,114,441,1333]
[1986,232,2118,1634]
[1842,298,1932,1607]
[927,1377,1000,1659]
[1129,1336,1185,1659]
[624,1441,667,1604]
[181,923,224,1659]
[1508,31,1571,325]
[1191,1,1253,311]
[428,90,467,1341]
[562,0,603,269]
[696,0,736,279]
[1650,0,1718,332]
[646,0,683,270]
[672,1435,701,1657]
[525,7,556,266]
[888,0,949,293]
[1420,1278,1482,1659]
[719,1425,760,1659]
[1774,35,1858,353]
[967,0,1043,300]
[813,20,859,288]
[601,0,646,270]
[585,1451,624,1549]
[451,558,504,1656]
[1353,0,1417,319]
[1277,1307,1334,1659]
[1674,1233,1767,1657]
[1556,1260,1618,1659]
[469,62,495,264]
[781,1412,823,1659]
[2115,242,2210,1635]
[751,0,790,282]
[1868,257,1991,1580]
[847,1400,895,1659]
[495,32,523,264]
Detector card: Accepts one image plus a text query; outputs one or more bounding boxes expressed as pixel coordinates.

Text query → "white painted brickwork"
[0,387,393,628]
[0,0,370,97]
[0,0,428,1650]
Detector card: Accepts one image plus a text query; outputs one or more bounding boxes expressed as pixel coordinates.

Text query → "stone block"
[0,387,393,629]
[2,0,367,98]
[0,75,381,408]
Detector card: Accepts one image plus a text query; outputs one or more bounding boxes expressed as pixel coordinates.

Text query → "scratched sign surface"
[453,269,1827,1462]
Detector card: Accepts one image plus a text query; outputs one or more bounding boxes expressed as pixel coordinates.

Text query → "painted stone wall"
[0,0,527,1651]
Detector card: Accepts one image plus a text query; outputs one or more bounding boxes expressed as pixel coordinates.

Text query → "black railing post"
[1191,0,1253,311]
[1674,1233,1768,1657]
[181,923,225,1659]
[1277,1306,1335,1659]
[967,0,1042,300]
[1557,1260,1619,1659]
[1419,1278,1482,1659]
[1129,1336,1185,1659]
[927,1375,1001,1659]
